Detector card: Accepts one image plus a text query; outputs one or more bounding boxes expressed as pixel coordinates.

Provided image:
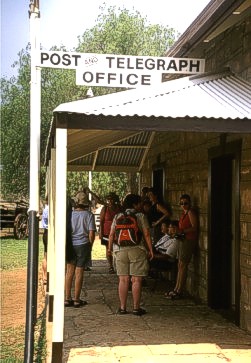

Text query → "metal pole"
[24,2,41,362]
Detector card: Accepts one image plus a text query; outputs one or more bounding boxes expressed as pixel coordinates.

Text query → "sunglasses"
[180,202,189,206]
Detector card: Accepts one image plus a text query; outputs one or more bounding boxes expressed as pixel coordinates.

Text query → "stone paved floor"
[63,260,251,363]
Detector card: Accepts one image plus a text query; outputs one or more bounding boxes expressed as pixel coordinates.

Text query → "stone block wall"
[238,135,251,331]
[139,14,251,330]
[140,132,251,331]
[204,15,251,81]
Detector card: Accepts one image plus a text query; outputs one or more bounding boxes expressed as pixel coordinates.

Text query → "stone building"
[140,0,251,331]
[43,0,251,358]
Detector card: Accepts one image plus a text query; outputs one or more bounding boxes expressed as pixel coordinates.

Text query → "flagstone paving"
[63,261,251,363]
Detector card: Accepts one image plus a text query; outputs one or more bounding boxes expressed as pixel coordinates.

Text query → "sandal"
[73,299,87,308]
[109,267,115,274]
[64,299,74,307]
[171,291,183,300]
[132,307,147,316]
[116,308,128,315]
[164,290,176,298]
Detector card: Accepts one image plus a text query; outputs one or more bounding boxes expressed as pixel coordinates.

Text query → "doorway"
[208,140,241,325]
[152,163,165,202]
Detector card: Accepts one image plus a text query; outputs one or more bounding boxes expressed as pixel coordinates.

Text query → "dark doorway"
[152,167,164,202]
[210,155,233,307]
[208,140,241,325]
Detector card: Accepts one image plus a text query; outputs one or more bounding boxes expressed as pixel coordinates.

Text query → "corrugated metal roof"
[49,73,251,171]
[55,74,251,119]
[67,131,155,172]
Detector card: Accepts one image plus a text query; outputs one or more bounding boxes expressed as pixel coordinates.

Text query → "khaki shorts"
[115,247,149,276]
[177,239,197,263]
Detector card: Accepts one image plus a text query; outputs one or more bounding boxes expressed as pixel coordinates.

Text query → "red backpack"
[114,211,142,247]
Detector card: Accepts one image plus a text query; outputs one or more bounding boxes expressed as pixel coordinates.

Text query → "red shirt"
[179,210,198,241]
[103,206,121,236]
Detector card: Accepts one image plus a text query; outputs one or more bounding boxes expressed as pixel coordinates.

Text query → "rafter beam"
[139,132,156,171]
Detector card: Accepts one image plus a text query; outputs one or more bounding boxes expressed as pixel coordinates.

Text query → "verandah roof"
[46,73,251,172]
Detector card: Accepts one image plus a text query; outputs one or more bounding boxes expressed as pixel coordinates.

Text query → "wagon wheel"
[14,213,28,240]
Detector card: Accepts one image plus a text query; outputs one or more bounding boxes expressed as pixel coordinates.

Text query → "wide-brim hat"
[74,191,91,206]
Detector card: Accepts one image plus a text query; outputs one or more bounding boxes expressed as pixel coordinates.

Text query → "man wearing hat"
[65,191,96,308]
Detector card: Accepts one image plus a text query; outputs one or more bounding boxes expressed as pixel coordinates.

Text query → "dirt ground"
[0,232,103,331]
[1,233,103,330]
[1,229,46,330]
[1,268,45,330]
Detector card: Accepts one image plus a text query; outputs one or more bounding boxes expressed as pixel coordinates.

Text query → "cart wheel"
[14,213,28,240]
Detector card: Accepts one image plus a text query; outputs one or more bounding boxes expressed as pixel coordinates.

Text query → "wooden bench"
[149,253,178,290]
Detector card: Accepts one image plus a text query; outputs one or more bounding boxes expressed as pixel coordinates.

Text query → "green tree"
[1,5,178,200]
[66,171,130,204]
[1,48,31,199]
[76,4,177,95]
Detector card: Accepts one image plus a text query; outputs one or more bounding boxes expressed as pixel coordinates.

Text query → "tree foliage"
[1,48,31,198]
[1,5,178,200]
[67,171,130,203]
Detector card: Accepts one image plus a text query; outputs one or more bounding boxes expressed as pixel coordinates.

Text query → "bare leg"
[74,266,84,301]
[173,260,188,293]
[173,260,182,292]
[118,275,130,310]
[106,246,114,269]
[42,252,47,283]
[131,276,143,310]
[177,262,188,292]
[65,263,76,300]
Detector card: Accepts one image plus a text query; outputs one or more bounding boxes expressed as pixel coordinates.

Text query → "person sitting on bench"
[150,220,180,272]
[154,220,180,260]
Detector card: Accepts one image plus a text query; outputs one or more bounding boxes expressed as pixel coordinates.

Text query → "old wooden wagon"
[0,200,29,239]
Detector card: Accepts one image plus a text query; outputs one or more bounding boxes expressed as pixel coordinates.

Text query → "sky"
[1,0,211,78]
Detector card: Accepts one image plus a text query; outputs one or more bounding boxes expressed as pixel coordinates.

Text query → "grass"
[1,235,46,362]
[92,235,106,260]
[1,236,44,270]
[1,326,25,362]
[0,234,105,270]
[1,320,46,363]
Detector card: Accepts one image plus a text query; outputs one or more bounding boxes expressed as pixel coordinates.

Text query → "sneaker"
[132,307,147,316]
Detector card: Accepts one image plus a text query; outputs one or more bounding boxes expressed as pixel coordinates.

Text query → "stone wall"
[238,135,251,331]
[140,12,251,332]
[204,15,251,81]
[141,132,251,331]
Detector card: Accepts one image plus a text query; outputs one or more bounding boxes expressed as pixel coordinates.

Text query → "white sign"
[75,69,162,88]
[38,51,205,87]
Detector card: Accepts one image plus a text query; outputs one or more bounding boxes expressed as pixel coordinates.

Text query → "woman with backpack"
[108,193,154,316]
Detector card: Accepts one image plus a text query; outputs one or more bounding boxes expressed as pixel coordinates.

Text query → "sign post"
[24,2,41,362]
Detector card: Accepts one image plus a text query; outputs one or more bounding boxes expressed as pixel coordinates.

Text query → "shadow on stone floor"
[63,261,251,363]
